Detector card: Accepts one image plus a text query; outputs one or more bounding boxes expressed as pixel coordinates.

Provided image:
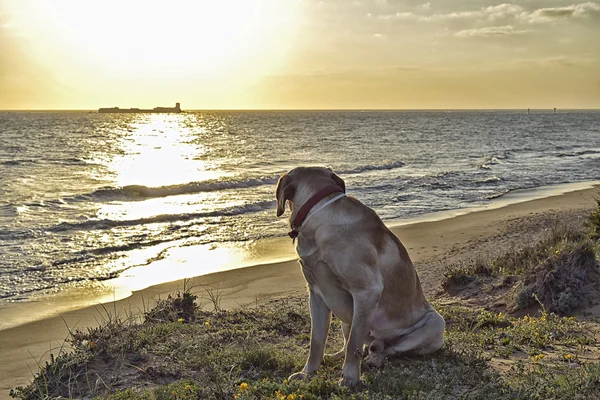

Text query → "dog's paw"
[339,364,361,387]
[339,375,360,387]
[364,353,386,368]
[368,338,385,354]
[288,370,311,381]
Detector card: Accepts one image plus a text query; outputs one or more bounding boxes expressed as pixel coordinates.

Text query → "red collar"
[289,185,345,241]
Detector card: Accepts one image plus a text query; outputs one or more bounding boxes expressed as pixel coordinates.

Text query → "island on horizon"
[98,102,182,113]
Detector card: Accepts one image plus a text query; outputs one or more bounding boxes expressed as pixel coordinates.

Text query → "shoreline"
[386,180,600,228]
[0,183,598,397]
[0,180,598,332]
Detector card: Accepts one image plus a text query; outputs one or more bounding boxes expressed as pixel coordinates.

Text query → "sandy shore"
[1,185,598,398]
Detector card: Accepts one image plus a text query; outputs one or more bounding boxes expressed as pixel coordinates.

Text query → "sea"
[1,110,599,307]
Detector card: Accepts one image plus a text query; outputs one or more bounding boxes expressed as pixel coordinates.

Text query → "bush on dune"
[515,239,599,313]
[444,202,600,315]
[587,199,600,240]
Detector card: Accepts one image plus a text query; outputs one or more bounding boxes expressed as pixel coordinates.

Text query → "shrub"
[442,258,491,290]
[10,351,94,399]
[516,240,599,314]
[144,291,198,323]
[587,199,600,240]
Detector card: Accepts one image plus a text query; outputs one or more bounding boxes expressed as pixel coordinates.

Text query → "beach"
[1,184,598,398]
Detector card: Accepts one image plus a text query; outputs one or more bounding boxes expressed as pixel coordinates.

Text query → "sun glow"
[39,1,286,76]
[4,0,300,107]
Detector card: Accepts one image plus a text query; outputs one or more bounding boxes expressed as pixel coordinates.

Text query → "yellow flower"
[177,318,184,323]
[287,394,297,400]
[283,379,289,384]
[275,390,286,400]
[205,321,211,328]
[564,353,574,360]
[531,354,545,363]
[239,382,249,392]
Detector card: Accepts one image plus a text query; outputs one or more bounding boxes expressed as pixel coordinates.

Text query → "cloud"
[372,2,600,24]
[525,2,600,23]
[455,25,531,38]
[373,3,525,22]
[374,11,415,20]
[421,3,524,22]
[266,64,423,81]
[512,54,598,68]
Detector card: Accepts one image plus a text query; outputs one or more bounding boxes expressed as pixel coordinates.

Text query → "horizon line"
[2,107,600,112]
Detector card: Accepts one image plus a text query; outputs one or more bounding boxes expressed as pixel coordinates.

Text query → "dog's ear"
[331,172,346,193]
[275,174,295,217]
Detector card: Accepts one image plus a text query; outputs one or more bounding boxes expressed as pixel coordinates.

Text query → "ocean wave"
[48,200,276,232]
[0,158,86,166]
[338,160,405,175]
[475,176,502,185]
[485,190,512,200]
[0,228,39,241]
[0,270,125,300]
[477,155,503,170]
[80,176,279,201]
[47,157,88,165]
[0,159,36,166]
[556,149,600,158]
[72,162,407,202]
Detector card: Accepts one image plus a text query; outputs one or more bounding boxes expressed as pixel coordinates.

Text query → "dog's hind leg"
[366,311,445,366]
[341,287,382,386]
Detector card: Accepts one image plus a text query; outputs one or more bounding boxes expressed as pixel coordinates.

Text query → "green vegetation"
[588,199,600,240]
[10,294,600,399]
[10,201,600,399]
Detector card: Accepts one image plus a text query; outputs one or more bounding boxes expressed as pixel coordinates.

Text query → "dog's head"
[275,167,345,217]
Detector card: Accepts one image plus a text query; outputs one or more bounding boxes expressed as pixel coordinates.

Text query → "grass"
[9,293,600,399]
[587,199,600,240]
[9,201,600,399]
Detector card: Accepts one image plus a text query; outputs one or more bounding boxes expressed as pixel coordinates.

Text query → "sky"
[1,0,599,109]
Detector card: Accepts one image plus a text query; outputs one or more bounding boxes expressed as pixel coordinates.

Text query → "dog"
[276,166,445,387]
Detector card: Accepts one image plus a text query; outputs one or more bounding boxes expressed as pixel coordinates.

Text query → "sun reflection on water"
[89,113,251,296]
[109,114,226,188]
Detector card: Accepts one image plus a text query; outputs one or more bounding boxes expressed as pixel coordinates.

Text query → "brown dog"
[276,167,444,386]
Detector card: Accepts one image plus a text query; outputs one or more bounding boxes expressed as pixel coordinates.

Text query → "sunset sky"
[1,0,599,110]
